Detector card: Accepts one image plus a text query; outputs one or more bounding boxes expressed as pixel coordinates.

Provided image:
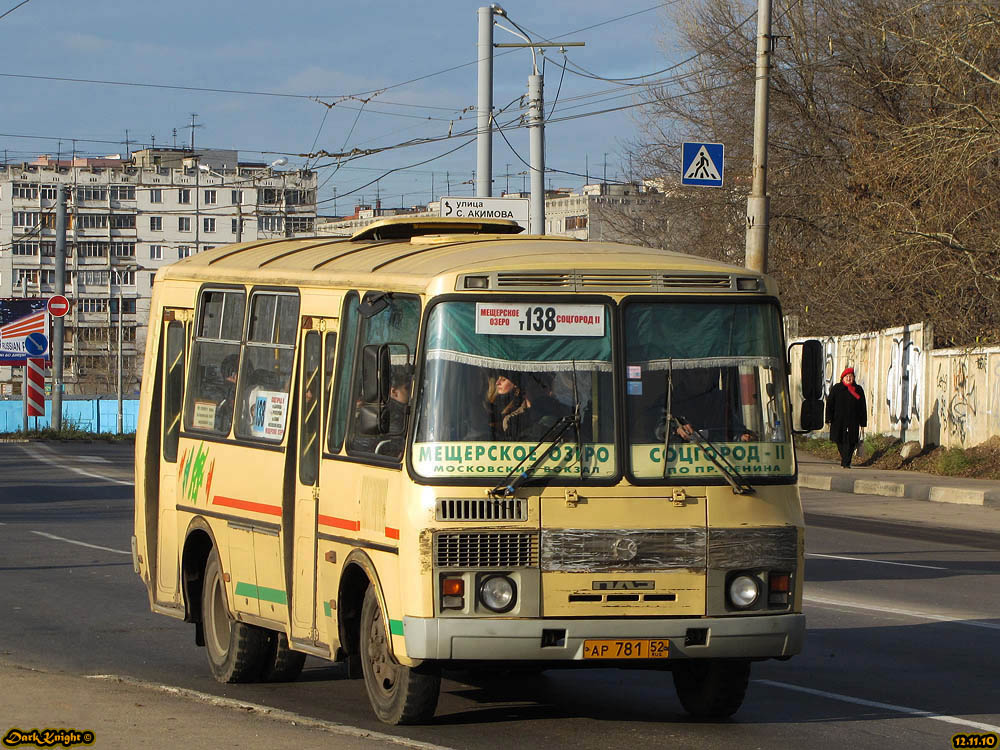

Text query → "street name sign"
[439,196,529,230]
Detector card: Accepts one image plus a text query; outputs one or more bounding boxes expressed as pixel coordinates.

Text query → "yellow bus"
[133,217,824,724]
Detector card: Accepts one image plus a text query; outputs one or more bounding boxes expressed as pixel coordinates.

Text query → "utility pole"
[528,72,544,234]
[116,293,123,434]
[476,6,496,197]
[52,185,67,430]
[745,0,773,273]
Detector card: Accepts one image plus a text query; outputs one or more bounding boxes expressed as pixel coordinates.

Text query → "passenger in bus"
[485,371,568,441]
[485,372,525,440]
[387,367,412,434]
[215,354,239,432]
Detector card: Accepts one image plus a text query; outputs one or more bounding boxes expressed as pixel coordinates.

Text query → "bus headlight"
[728,574,760,609]
[479,574,517,613]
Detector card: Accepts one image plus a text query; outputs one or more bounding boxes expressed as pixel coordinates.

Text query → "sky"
[0,0,684,216]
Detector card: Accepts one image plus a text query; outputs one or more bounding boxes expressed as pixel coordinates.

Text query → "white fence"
[790,323,1000,448]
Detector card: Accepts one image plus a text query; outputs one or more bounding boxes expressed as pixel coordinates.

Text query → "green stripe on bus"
[388,619,404,636]
[323,601,332,617]
[234,582,288,605]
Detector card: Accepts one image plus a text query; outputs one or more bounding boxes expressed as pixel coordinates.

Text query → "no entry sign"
[47,295,70,317]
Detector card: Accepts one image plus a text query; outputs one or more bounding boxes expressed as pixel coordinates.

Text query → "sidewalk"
[0,662,443,750]
[798,453,1000,539]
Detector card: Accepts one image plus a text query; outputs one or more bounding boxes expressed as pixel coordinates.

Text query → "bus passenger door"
[156,310,189,606]
[290,326,327,642]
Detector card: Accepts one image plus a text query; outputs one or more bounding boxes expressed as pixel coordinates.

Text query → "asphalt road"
[1,440,998,749]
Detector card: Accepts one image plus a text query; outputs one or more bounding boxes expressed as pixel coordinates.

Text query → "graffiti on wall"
[886,337,923,426]
[938,359,978,444]
[992,357,1000,433]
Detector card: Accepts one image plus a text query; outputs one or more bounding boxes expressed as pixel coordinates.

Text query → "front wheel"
[672,658,751,719]
[360,586,440,724]
[201,550,269,683]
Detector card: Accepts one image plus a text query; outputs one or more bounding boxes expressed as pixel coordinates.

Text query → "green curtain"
[625,302,782,363]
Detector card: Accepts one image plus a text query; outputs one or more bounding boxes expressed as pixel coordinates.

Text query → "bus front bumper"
[403,613,804,661]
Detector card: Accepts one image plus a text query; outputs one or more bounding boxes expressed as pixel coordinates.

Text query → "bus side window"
[235,290,299,442]
[184,288,245,436]
[299,330,321,485]
[329,292,360,453]
[322,331,338,438]
[162,320,186,462]
[346,292,420,460]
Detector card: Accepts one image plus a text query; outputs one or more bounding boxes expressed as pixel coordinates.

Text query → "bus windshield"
[624,301,794,480]
[412,300,616,481]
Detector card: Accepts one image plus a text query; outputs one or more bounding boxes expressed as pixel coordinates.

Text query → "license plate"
[582,639,669,659]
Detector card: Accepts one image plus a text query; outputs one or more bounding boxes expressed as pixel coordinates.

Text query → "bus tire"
[201,550,268,683]
[360,586,440,724]
[672,658,750,719]
[261,631,306,682]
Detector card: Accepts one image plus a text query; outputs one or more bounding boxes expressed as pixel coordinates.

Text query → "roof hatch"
[350,216,524,241]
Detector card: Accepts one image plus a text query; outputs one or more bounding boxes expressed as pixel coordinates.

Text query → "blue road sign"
[25,331,49,357]
[682,142,724,187]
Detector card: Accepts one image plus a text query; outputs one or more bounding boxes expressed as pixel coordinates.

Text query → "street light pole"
[116,292,123,434]
[477,6,496,197]
[493,11,582,235]
[745,0,773,273]
[528,72,544,234]
[52,185,67,430]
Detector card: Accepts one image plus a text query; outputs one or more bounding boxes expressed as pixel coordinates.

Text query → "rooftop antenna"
[151,134,155,150]
[172,129,177,148]
[187,113,202,152]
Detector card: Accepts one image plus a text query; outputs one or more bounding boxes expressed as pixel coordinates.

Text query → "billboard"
[0,298,51,365]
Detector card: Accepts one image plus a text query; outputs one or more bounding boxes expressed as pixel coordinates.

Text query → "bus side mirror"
[361,344,391,404]
[789,339,825,432]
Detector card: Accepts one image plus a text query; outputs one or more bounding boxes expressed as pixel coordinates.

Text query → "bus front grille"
[437,498,527,522]
[435,532,539,568]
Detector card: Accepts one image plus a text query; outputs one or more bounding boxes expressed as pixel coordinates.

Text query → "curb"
[799,473,1000,509]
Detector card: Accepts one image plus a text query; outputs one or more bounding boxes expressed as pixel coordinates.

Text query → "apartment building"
[0,148,317,395]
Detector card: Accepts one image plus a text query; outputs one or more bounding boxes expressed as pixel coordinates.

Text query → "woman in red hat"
[825,366,868,467]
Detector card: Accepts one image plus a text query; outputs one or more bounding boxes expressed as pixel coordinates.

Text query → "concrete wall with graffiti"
[790,323,1000,448]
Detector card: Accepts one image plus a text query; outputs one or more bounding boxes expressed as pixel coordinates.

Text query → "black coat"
[826,382,867,446]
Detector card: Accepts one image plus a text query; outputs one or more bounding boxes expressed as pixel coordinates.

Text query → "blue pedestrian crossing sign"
[682,142,724,187]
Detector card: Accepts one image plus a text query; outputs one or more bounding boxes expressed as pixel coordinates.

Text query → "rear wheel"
[261,631,306,682]
[360,586,440,724]
[201,550,268,683]
[672,658,751,719]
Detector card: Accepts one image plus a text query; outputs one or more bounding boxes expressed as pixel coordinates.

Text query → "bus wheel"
[360,587,440,724]
[672,658,750,719]
[261,631,306,682]
[202,550,268,683]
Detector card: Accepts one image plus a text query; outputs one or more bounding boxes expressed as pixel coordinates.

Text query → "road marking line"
[22,444,133,487]
[86,674,457,750]
[756,679,1000,733]
[806,552,947,570]
[805,595,1000,631]
[30,531,130,555]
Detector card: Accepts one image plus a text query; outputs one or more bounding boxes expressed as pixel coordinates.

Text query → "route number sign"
[475,303,604,337]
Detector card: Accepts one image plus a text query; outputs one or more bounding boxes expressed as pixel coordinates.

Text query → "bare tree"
[619,0,999,345]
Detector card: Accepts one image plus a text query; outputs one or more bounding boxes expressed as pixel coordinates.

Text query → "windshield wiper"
[662,362,673,479]
[671,415,756,495]
[489,414,578,498]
